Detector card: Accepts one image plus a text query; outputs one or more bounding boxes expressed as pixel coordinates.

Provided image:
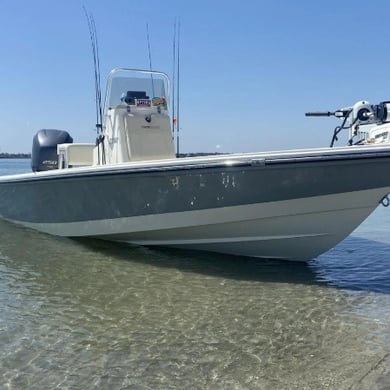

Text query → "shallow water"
[0,159,389,389]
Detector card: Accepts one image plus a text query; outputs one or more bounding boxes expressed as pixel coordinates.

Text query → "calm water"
[0,159,389,389]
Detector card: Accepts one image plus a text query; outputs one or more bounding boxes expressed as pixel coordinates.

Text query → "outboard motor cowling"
[31,129,73,172]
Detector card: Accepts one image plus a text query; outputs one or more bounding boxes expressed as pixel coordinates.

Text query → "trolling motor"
[306,100,390,147]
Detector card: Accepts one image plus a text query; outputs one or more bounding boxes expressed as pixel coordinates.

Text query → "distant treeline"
[178,152,223,157]
[0,153,31,159]
[0,152,222,159]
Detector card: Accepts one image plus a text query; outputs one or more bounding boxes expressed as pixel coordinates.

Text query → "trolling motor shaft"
[305,110,351,118]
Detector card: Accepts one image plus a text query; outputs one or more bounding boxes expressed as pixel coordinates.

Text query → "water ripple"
[0,160,390,388]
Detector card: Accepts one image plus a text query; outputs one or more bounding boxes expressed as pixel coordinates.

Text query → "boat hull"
[1,146,390,261]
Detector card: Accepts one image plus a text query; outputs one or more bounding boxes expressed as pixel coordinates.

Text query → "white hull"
[17,187,389,261]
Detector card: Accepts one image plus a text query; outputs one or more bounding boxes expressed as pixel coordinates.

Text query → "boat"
[1,68,390,261]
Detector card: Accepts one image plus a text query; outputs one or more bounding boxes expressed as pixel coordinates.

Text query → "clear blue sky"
[1,0,390,153]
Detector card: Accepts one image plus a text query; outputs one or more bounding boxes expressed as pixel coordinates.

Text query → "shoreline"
[0,153,31,159]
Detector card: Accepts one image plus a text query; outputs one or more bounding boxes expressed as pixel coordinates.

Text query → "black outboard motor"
[31,129,73,172]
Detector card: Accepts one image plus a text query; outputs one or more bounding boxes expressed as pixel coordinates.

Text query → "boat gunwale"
[2,144,390,183]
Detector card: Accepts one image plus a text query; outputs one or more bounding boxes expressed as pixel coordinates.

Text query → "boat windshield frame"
[103,68,171,113]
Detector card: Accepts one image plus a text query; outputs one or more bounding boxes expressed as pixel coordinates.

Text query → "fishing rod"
[83,7,105,164]
[171,17,182,156]
[146,23,155,98]
[176,18,181,156]
[172,18,177,147]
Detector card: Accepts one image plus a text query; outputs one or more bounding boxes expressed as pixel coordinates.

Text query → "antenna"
[83,7,105,164]
[146,23,155,97]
